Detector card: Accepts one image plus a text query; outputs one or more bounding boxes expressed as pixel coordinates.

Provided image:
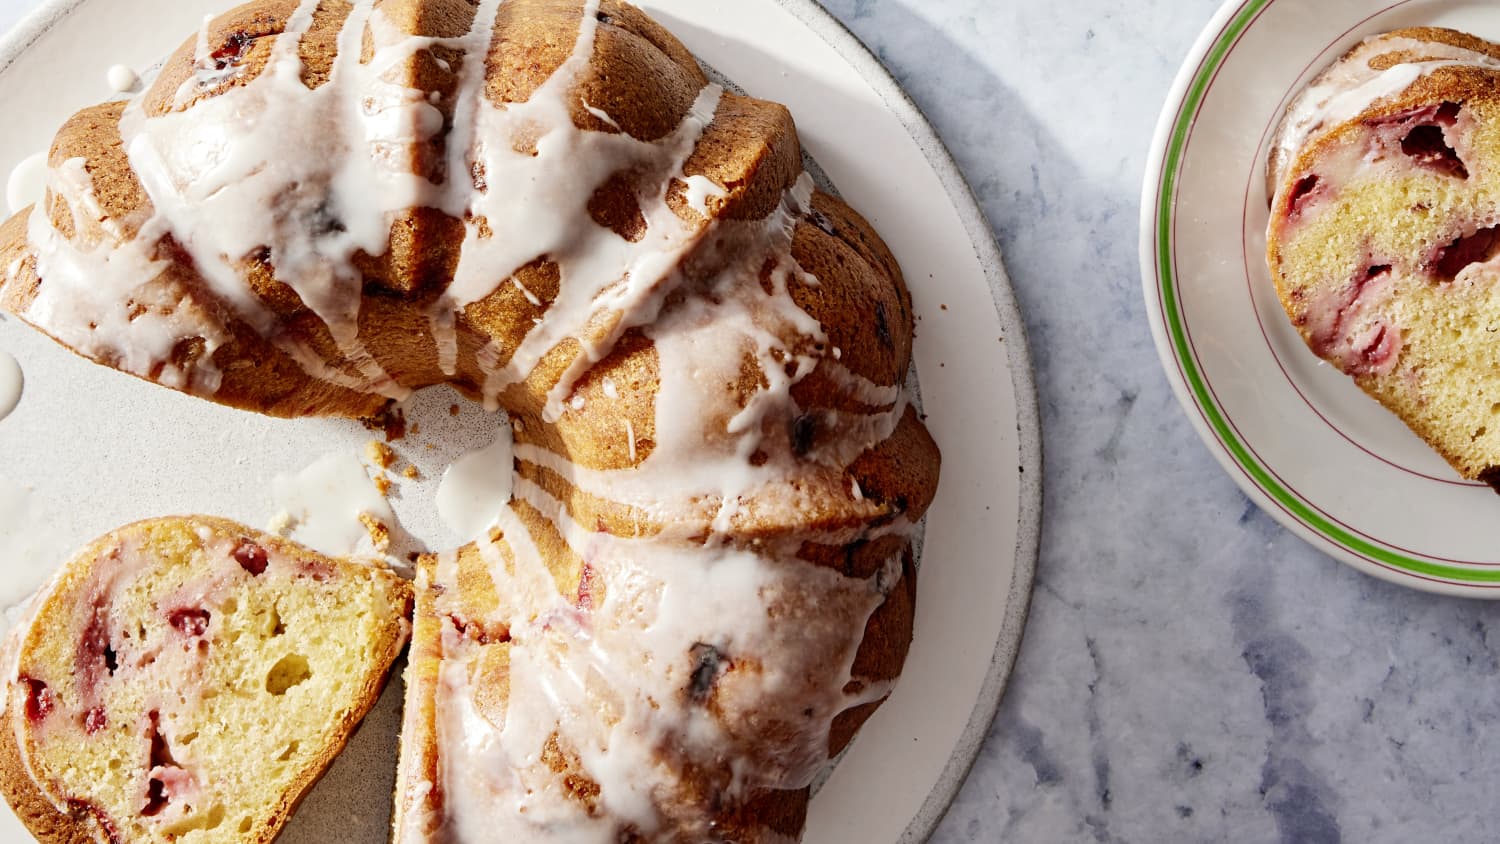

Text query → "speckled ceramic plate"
[1143,0,1500,596]
[0,0,1040,840]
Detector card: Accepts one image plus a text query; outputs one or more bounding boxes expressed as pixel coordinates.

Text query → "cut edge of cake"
[0,516,413,844]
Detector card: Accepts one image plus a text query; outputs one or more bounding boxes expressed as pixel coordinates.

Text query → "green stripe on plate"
[1154,0,1500,584]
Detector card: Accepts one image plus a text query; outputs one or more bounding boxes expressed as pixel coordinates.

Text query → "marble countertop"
[822,1,1500,842]
[0,0,1489,841]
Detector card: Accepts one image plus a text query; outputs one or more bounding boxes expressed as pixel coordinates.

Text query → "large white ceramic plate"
[0,0,1040,841]
[1143,0,1500,597]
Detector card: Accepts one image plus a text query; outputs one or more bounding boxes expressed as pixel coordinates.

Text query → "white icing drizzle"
[435,422,516,540]
[819,359,902,409]
[513,277,543,307]
[118,1,420,399]
[1270,35,1500,201]
[413,4,911,837]
[5,152,47,215]
[24,159,227,392]
[681,174,728,216]
[106,64,141,94]
[0,476,69,618]
[269,450,396,558]
[0,350,20,421]
[5,0,924,838]
[581,100,620,130]
[436,477,899,842]
[453,73,727,419]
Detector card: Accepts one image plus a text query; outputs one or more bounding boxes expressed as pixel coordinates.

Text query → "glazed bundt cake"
[0,0,941,840]
[1267,27,1500,485]
[0,517,412,844]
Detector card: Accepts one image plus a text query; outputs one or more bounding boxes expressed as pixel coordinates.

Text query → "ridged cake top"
[2,0,938,841]
[46,0,730,412]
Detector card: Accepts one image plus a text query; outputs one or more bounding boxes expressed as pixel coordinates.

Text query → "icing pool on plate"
[0,350,20,420]
[105,63,138,92]
[5,152,45,215]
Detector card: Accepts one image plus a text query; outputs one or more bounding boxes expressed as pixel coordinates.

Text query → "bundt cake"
[0,517,413,844]
[0,0,942,840]
[1267,27,1500,485]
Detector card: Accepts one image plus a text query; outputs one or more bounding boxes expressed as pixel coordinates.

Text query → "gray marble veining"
[817,1,1500,842]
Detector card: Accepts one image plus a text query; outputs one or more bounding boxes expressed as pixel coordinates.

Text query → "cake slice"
[0,516,413,844]
[1267,27,1500,485]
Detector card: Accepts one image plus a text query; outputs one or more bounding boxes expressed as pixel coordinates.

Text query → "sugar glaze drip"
[0,350,19,421]
[5,152,47,216]
[1269,35,1500,205]
[9,0,925,840]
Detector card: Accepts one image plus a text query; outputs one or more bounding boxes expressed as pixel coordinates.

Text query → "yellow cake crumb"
[359,512,392,553]
[366,440,396,469]
[6,517,411,844]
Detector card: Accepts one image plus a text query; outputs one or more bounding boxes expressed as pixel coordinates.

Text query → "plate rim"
[1140,0,1500,597]
[0,0,1044,838]
[762,4,1042,841]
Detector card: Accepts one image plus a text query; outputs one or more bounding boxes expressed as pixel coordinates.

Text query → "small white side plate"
[0,0,1040,841]
[1143,0,1500,596]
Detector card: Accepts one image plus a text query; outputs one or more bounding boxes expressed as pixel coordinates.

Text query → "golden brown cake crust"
[1266,28,1500,199]
[3,517,412,844]
[1267,27,1500,484]
[0,706,95,844]
[1,0,940,840]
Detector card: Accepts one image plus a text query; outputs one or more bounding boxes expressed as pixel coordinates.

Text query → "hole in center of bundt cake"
[1431,225,1500,281]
